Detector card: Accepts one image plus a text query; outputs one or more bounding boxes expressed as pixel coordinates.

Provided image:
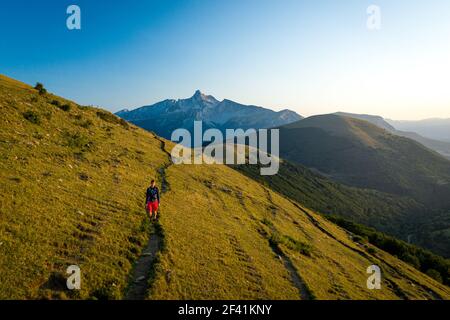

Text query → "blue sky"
[1,0,449,119]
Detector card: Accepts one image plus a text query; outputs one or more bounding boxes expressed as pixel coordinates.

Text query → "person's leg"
[147,202,153,220]
[153,201,159,220]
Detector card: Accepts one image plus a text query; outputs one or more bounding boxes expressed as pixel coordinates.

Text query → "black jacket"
[146,186,160,203]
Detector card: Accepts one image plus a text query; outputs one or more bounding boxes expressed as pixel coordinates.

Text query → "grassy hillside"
[335,112,450,160]
[1,75,449,300]
[234,160,450,284]
[152,159,450,299]
[0,75,168,299]
[234,160,422,235]
[276,115,450,256]
[279,115,450,206]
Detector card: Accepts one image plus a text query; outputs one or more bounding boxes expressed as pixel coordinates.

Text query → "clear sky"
[1,0,449,120]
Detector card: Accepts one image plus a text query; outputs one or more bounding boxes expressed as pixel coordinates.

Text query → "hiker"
[145,179,160,221]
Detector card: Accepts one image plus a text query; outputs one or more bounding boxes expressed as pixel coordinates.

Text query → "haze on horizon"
[1,0,449,121]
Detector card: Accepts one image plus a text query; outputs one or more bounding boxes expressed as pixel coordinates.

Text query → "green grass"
[149,160,450,299]
[235,158,450,285]
[1,74,450,300]
[0,75,168,299]
[269,232,313,257]
[234,157,450,258]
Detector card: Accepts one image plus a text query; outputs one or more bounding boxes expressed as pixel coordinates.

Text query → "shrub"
[400,253,421,269]
[96,110,118,123]
[23,111,40,124]
[90,281,121,300]
[58,104,71,112]
[34,82,47,95]
[63,132,92,152]
[50,100,61,107]
[426,269,443,283]
[96,110,129,129]
[52,101,71,111]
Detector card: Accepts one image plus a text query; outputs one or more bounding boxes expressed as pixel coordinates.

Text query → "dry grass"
[0,75,167,299]
[1,74,449,300]
[150,156,450,299]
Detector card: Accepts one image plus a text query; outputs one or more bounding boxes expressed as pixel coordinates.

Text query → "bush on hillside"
[426,269,443,283]
[59,104,71,112]
[34,82,47,95]
[96,110,129,129]
[23,110,40,124]
[51,99,71,112]
[50,100,61,107]
[63,132,93,152]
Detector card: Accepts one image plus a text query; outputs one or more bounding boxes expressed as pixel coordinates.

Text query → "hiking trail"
[262,186,313,300]
[124,135,172,300]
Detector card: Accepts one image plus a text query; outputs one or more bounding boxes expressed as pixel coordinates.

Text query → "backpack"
[147,187,159,203]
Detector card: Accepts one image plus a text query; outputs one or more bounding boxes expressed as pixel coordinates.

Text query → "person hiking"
[145,179,160,221]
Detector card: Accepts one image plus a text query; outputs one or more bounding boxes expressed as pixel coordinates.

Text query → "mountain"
[116,90,302,141]
[335,112,396,132]
[278,114,450,205]
[396,131,450,160]
[275,114,450,256]
[2,74,449,299]
[388,118,450,143]
[335,112,450,160]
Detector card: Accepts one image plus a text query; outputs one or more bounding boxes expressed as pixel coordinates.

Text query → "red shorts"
[147,201,159,213]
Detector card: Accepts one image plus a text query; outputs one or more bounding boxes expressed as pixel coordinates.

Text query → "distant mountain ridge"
[335,112,450,159]
[116,90,302,140]
[388,118,450,142]
[278,114,450,202]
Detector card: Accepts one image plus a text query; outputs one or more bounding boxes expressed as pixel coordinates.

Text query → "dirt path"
[269,241,313,300]
[261,186,313,300]
[124,224,162,299]
[124,135,172,300]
